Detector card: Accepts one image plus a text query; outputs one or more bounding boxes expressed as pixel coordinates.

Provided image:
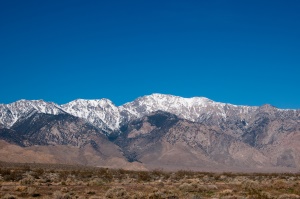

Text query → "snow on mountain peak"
[0,99,64,128]
[0,94,260,132]
[119,93,218,122]
[137,93,213,107]
[61,98,120,131]
[118,93,260,124]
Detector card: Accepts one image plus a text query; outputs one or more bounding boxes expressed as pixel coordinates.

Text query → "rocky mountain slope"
[0,94,299,171]
[114,110,299,171]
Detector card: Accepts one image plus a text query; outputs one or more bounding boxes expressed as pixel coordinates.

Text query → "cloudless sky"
[0,0,299,108]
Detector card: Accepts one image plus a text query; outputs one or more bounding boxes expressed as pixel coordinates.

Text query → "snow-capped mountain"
[0,93,296,132]
[61,99,121,132]
[0,99,65,128]
[119,93,258,124]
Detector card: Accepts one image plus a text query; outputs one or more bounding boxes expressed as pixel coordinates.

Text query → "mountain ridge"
[1,93,296,131]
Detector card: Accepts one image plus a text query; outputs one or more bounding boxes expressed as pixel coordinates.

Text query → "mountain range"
[0,94,299,172]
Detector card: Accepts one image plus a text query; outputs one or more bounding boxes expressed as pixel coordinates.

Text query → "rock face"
[2,111,107,147]
[0,94,299,171]
[114,111,272,171]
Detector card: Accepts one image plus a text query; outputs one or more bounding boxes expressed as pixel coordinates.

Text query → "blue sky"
[0,0,299,108]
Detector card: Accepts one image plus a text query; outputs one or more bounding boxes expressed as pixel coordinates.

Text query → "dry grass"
[0,162,300,198]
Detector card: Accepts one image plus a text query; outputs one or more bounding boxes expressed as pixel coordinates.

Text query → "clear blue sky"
[1,0,299,108]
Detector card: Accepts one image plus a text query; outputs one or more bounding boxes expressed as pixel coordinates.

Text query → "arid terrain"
[1,162,300,199]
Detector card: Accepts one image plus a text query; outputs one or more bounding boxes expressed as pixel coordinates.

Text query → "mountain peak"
[0,99,64,128]
[61,98,120,131]
[130,93,213,106]
[64,98,115,106]
[143,93,214,105]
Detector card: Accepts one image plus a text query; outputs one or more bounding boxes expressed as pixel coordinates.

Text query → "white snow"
[2,93,295,134]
